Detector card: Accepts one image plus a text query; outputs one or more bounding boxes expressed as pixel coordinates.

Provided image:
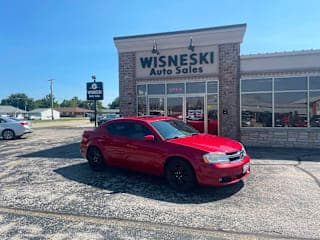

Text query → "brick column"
[119,52,136,116]
[218,43,241,140]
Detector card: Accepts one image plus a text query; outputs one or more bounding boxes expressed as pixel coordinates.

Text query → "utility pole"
[91,75,97,127]
[48,79,54,120]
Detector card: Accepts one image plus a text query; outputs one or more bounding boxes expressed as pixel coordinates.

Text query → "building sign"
[86,82,104,100]
[136,46,218,78]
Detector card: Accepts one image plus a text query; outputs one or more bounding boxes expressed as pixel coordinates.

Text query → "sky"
[1,0,320,107]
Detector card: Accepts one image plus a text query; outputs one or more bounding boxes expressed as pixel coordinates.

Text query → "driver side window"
[127,122,153,140]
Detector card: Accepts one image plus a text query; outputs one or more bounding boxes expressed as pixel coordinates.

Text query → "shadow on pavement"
[247,147,320,162]
[54,162,244,204]
[18,142,81,159]
[18,142,320,162]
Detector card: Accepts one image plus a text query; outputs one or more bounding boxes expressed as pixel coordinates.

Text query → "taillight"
[20,121,28,126]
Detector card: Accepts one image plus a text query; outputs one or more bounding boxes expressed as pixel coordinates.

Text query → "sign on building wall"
[136,46,219,78]
[86,82,104,100]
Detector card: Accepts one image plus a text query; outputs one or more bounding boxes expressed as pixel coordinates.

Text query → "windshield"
[151,120,198,140]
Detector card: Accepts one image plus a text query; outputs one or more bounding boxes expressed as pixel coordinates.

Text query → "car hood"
[167,134,242,153]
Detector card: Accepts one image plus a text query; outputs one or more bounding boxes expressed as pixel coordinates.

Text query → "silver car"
[0,117,33,140]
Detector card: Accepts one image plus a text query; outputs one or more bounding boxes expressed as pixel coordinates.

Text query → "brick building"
[114,24,320,148]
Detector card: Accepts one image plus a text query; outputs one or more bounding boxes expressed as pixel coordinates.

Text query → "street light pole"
[48,79,54,120]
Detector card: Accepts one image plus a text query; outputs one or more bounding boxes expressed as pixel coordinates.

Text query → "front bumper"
[196,155,251,186]
[80,141,87,159]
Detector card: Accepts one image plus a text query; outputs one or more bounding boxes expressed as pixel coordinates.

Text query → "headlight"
[203,152,230,164]
[240,144,247,159]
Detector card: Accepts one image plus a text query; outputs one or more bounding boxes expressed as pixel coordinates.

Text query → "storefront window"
[241,77,313,128]
[207,81,218,94]
[241,93,272,127]
[137,85,146,96]
[241,78,272,92]
[274,92,307,127]
[274,77,307,91]
[310,91,320,127]
[148,84,165,95]
[241,78,272,128]
[310,76,320,90]
[186,82,206,94]
[167,83,185,94]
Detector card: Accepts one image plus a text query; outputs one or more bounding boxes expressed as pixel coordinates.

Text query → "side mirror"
[143,134,155,142]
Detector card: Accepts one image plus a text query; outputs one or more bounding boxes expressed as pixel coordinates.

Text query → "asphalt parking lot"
[0,127,320,240]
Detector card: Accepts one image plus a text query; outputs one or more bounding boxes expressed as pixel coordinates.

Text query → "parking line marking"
[0,206,314,240]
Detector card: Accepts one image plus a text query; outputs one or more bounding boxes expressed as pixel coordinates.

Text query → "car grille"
[226,149,245,162]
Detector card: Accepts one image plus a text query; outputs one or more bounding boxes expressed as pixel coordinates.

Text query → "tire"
[86,147,105,171]
[2,129,15,140]
[165,158,196,192]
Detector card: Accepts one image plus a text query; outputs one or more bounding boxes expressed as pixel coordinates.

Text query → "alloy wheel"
[2,130,15,140]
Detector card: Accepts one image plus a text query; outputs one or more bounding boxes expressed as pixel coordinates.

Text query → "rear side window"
[0,118,7,123]
[106,122,152,140]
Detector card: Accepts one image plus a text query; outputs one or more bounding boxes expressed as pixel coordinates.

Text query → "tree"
[60,97,81,107]
[60,97,104,112]
[81,100,104,112]
[33,94,59,108]
[108,97,119,109]
[1,93,35,111]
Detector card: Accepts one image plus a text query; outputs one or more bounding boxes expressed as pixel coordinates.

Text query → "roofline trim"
[114,23,247,40]
[241,49,320,59]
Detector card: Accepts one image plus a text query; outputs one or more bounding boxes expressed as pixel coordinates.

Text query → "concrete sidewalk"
[247,146,320,188]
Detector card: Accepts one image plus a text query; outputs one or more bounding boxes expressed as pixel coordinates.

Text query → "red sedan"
[80,117,250,192]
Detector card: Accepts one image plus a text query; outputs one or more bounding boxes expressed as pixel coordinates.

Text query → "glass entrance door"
[138,80,219,134]
[186,96,205,133]
[148,97,165,116]
[167,97,183,120]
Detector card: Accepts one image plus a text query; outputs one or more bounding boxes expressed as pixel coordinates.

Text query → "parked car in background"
[98,114,121,126]
[310,115,320,127]
[89,114,97,122]
[28,115,41,120]
[90,114,107,123]
[0,117,33,140]
[81,116,250,192]
[292,116,308,127]
[241,115,251,127]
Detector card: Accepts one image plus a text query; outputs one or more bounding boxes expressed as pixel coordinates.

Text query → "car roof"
[107,116,175,124]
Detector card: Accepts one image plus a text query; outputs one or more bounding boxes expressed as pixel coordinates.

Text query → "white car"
[0,117,33,140]
[28,115,41,120]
